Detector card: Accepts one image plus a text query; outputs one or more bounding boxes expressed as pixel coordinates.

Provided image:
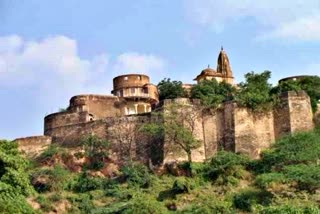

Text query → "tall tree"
[236,71,274,111]
[157,78,186,100]
[190,79,236,108]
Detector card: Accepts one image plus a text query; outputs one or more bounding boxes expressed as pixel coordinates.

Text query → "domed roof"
[200,66,216,75]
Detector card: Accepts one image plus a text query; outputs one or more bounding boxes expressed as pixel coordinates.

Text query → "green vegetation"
[2,126,320,213]
[191,79,236,108]
[236,71,275,111]
[0,140,35,213]
[157,78,187,100]
[81,134,109,170]
[273,76,320,112]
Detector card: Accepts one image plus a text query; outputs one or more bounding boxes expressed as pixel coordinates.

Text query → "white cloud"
[184,0,320,41]
[114,52,166,76]
[260,15,320,41]
[0,35,166,111]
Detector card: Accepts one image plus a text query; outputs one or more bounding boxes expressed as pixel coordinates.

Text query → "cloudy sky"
[1,0,320,139]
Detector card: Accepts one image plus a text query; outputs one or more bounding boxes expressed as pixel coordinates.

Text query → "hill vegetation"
[1,128,320,213]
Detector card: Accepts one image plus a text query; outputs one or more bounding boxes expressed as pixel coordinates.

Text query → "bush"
[255,173,287,189]
[121,163,151,188]
[81,135,109,170]
[259,204,320,214]
[0,140,36,214]
[123,194,168,214]
[233,188,272,212]
[179,196,233,214]
[0,194,35,214]
[73,173,104,193]
[284,164,320,193]
[36,144,60,162]
[31,165,70,192]
[206,151,249,185]
[36,195,53,212]
[259,130,320,171]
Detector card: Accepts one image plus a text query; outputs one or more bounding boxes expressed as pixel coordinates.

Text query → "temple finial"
[208,64,210,68]
[221,46,224,51]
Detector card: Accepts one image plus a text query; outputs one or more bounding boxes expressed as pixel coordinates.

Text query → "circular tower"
[111,74,159,115]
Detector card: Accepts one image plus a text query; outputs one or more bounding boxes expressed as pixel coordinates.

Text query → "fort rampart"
[15,91,315,164]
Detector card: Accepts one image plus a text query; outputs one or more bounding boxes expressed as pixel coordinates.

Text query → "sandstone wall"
[44,111,89,132]
[68,95,120,118]
[233,108,274,159]
[274,91,314,139]
[14,136,52,157]
[42,91,315,164]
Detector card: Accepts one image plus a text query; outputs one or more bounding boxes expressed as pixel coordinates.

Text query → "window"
[137,75,141,80]
[131,88,135,94]
[144,87,148,93]
[120,90,123,97]
[124,76,128,80]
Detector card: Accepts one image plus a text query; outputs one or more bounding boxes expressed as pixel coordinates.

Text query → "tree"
[190,79,236,108]
[141,102,201,166]
[236,71,274,111]
[157,78,186,100]
[0,140,35,213]
[81,135,109,170]
[299,76,320,113]
[271,76,320,113]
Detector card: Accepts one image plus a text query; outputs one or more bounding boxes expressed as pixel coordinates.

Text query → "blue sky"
[1,0,320,139]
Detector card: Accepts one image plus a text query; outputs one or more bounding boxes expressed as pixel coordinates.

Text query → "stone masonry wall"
[14,136,52,158]
[233,108,275,159]
[42,91,315,164]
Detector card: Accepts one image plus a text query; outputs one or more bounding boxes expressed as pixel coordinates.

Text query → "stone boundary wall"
[42,91,314,164]
[44,111,89,132]
[14,135,52,157]
[68,94,120,118]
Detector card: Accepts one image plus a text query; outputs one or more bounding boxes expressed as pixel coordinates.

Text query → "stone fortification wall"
[68,94,120,118]
[42,91,314,164]
[274,91,314,138]
[44,114,161,164]
[44,111,89,132]
[232,106,275,159]
[14,136,52,157]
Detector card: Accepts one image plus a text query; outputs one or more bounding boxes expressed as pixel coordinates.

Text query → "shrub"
[259,130,320,172]
[0,140,36,214]
[31,165,70,192]
[255,173,287,189]
[121,163,151,188]
[284,164,320,193]
[179,196,233,214]
[0,193,35,214]
[206,151,249,185]
[233,188,272,212]
[81,135,109,170]
[36,195,53,212]
[36,144,60,162]
[73,173,104,193]
[123,194,168,214]
[259,204,320,214]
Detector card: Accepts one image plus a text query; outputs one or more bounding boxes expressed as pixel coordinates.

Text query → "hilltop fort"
[15,49,316,165]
